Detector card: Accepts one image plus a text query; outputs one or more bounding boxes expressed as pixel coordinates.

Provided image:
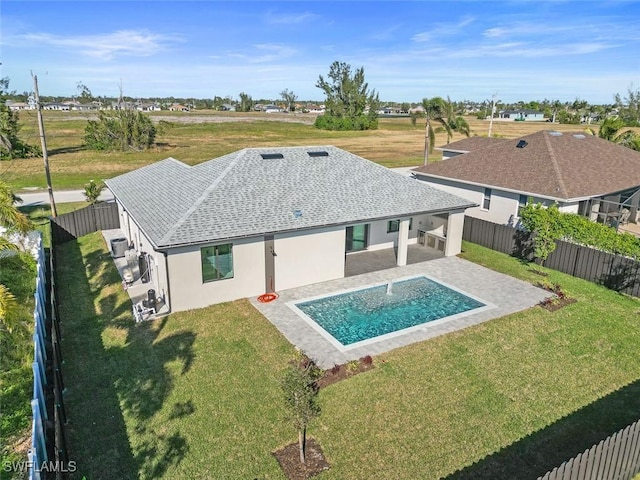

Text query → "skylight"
[260,153,284,160]
[307,151,329,157]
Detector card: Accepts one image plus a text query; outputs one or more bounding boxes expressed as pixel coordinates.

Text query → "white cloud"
[413,16,475,42]
[18,30,182,60]
[222,43,297,64]
[264,11,318,24]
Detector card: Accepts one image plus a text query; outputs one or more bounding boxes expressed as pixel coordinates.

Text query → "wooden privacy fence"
[462,216,640,298]
[537,419,640,480]
[50,201,119,245]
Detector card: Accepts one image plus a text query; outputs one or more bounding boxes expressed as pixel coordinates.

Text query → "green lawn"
[56,235,640,479]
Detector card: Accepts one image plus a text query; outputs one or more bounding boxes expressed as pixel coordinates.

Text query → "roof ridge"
[542,131,569,198]
[158,150,246,245]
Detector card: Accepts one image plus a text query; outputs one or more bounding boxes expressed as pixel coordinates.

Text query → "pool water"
[293,276,486,347]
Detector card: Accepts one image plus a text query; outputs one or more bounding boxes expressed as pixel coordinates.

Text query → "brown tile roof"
[436,136,508,153]
[414,130,640,200]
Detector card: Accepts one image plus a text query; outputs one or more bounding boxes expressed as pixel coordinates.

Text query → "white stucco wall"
[367,216,426,251]
[166,237,265,312]
[415,176,568,225]
[115,201,170,309]
[274,226,345,291]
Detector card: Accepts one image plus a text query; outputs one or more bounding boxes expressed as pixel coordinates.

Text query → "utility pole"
[32,73,57,217]
[487,93,497,138]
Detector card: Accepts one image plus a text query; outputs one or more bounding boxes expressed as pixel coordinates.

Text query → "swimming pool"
[289,275,489,349]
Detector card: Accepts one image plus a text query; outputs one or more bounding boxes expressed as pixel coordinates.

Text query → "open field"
[56,232,640,479]
[3,110,606,191]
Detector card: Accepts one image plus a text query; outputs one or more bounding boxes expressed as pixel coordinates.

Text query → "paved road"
[15,166,416,207]
[17,189,114,206]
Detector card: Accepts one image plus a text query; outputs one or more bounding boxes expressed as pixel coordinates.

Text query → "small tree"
[519,202,561,266]
[315,61,379,131]
[280,88,298,112]
[281,354,322,464]
[238,92,254,112]
[84,109,156,151]
[83,180,104,204]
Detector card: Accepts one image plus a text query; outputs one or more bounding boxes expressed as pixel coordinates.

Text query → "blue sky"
[2,1,639,104]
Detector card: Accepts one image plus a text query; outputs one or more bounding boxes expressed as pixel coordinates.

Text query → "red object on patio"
[257,293,279,303]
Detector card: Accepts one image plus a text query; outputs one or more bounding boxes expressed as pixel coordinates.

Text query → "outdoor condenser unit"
[110,238,128,258]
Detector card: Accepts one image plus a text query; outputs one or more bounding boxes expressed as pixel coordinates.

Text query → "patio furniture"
[620,208,630,225]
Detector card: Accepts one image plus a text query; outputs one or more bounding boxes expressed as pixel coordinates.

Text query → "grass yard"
[5,111,594,191]
[56,234,640,479]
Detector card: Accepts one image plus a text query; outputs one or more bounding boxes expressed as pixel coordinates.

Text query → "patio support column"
[444,210,465,257]
[396,218,410,266]
[630,189,640,223]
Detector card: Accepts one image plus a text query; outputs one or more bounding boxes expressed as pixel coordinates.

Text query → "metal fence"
[29,234,69,480]
[537,419,640,480]
[462,216,640,298]
[50,201,119,245]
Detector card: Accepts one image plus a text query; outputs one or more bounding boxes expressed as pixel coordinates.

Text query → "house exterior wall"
[274,226,345,291]
[115,201,171,309]
[367,215,428,251]
[416,176,563,225]
[167,237,265,312]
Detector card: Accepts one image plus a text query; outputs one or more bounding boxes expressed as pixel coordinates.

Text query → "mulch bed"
[273,438,330,480]
[317,357,375,389]
[539,297,577,312]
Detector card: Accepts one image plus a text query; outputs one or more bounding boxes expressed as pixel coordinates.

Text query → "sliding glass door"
[346,224,369,252]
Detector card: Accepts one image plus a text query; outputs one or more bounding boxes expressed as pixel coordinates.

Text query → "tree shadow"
[55,235,195,479]
[49,145,86,156]
[443,379,640,480]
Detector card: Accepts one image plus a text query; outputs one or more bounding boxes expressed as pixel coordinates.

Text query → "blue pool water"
[294,276,485,346]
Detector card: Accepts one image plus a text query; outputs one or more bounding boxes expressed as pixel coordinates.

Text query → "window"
[483,188,492,210]
[387,218,413,233]
[346,224,369,252]
[517,194,529,217]
[201,244,233,282]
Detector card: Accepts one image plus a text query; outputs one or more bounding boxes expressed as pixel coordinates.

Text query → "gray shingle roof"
[413,131,640,201]
[105,146,476,248]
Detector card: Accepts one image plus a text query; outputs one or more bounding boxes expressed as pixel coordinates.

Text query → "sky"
[1,1,639,104]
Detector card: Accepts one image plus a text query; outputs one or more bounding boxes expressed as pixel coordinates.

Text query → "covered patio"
[345,244,444,276]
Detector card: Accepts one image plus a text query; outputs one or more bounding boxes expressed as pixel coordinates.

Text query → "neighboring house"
[106,146,475,312]
[264,104,282,113]
[436,137,509,160]
[168,104,189,112]
[221,104,236,111]
[499,109,545,121]
[413,130,640,227]
[137,102,161,112]
[6,101,31,111]
[43,102,70,111]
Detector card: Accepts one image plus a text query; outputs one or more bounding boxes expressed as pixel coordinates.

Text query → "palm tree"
[0,180,32,333]
[411,97,451,165]
[594,117,640,151]
[443,96,471,143]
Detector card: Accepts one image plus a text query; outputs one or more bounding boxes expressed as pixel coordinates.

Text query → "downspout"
[161,250,172,314]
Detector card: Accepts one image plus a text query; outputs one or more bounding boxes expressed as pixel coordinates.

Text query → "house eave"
[154,204,477,250]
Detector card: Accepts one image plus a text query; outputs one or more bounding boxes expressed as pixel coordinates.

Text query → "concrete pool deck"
[250,256,550,368]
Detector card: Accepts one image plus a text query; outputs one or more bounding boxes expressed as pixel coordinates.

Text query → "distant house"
[264,104,282,113]
[168,104,189,112]
[137,102,161,112]
[6,101,30,111]
[106,146,474,312]
[436,137,509,160]
[413,130,640,227]
[43,102,70,111]
[221,104,236,111]
[499,109,544,121]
